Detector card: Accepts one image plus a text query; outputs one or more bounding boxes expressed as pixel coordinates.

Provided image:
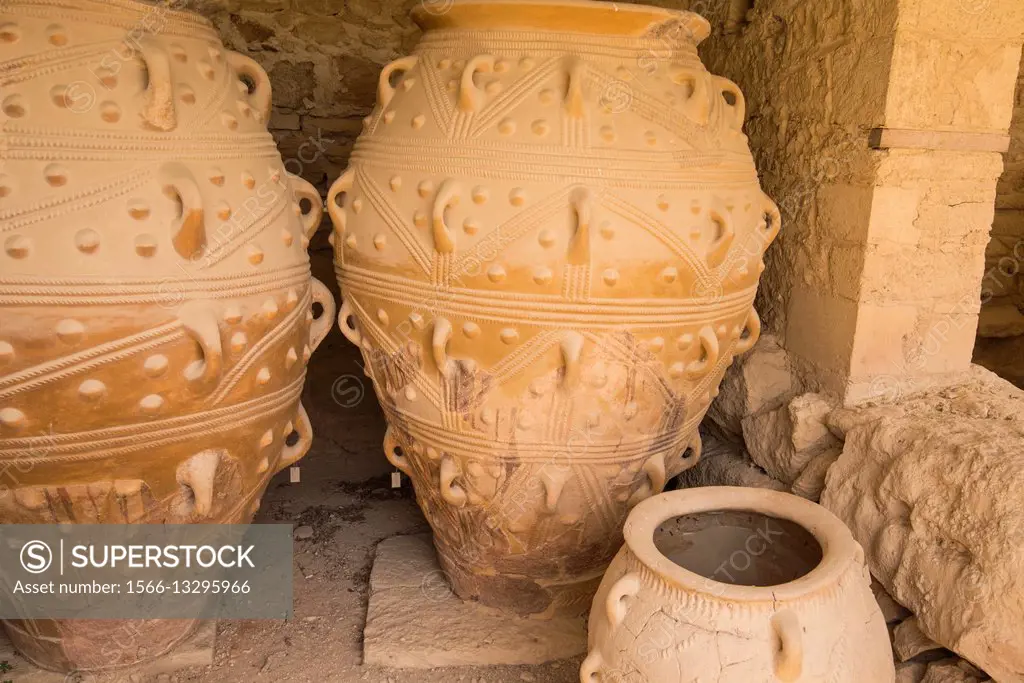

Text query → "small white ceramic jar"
[581,486,894,682]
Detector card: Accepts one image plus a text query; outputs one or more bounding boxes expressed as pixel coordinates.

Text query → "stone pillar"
[696,0,1024,403]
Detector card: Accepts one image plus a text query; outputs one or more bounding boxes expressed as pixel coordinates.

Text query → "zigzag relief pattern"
[341,266,757,327]
[0,169,152,233]
[5,0,220,40]
[0,321,183,401]
[0,374,305,464]
[0,41,123,85]
[354,165,433,274]
[466,56,562,137]
[206,286,311,405]
[352,138,755,188]
[346,293,443,408]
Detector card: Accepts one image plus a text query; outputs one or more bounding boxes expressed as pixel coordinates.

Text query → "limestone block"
[789,445,841,501]
[363,535,586,668]
[742,393,840,485]
[820,369,1024,682]
[893,617,944,662]
[706,333,794,439]
[872,579,912,625]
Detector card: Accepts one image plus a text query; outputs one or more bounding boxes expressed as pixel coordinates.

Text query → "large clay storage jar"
[0,0,334,672]
[329,0,779,617]
[581,487,895,682]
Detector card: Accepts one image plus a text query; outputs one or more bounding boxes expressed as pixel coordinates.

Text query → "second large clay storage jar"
[0,0,334,672]
[581,487,895,682]
[329,0,780,616]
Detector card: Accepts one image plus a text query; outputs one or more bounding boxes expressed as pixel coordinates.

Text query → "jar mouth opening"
[625,487,858,602]
[654,510,825,587]
[412,0,711,42]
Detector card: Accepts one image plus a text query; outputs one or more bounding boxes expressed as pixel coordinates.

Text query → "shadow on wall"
[974,49,1024,388]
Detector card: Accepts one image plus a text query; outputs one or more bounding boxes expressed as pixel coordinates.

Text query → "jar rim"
[412,0,711,42]
[624,486,861,602]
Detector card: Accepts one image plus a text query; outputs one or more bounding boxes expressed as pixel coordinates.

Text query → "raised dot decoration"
[139,394,165,414]
[56,319,85,344]
[78,379,106,401]
[4,235,30,259]
[134,234,157,257]
[75,229,100,254]
[46,24,68,47]
[144,354,169,377]
[2,95,26,118]
[0,23,20,43]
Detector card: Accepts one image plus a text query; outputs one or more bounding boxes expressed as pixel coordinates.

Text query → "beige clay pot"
[0,0,334,672]
[329,0,780,616]
[582,487,895,682]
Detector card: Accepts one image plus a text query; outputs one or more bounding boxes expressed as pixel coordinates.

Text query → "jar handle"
[337,298,363,347]
[139,38,176,131]
[440,454,467,507]
[433,317,453,378]
[383,427,412,474]
[568,187,592,266]
[309,278,336,353]
[327,168,355,240]
[761,195,782,246]
[706,206,736,268]
[604,573,641,629]
[163,167,206,261]
[714,75,746,131]
[733,308,761,355]
[560,332,584,390]
[773,610,804,682]
[685,326,720,379]
[432,180,460,254]
[276,403,313,472]
[290,174,324,240]
[178,300,223,388]
[459,54,495,112]
[227,51,272,122]
[378,56,419,110]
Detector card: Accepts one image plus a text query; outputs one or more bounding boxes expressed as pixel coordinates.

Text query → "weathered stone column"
[696,0,1024,404]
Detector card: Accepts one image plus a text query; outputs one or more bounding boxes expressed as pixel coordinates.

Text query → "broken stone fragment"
[893,617,944,662]
[872,579,912,625]
[920,659,989,683]
[897,661,929,683]
[789,445,841,501]
[706,333,794,439]
[821,369,1024,682]
[742,392,840,484]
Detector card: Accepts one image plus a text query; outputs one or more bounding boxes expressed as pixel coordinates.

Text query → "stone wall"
[188,0,421,195]
[983,54,1024,327]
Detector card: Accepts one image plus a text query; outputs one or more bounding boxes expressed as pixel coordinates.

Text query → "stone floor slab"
[363,534,587,669]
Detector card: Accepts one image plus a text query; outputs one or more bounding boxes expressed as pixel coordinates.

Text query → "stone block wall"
[189,0,422,195]
[983,52,1024,328]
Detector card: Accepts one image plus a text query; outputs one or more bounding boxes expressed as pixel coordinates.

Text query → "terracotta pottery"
[581,487,895,682]
[0,0,334,672]
[328,0,779,616]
